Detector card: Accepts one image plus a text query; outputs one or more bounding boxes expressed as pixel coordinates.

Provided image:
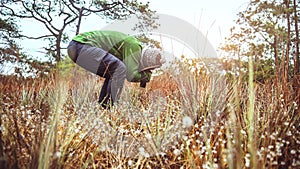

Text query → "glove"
[140,79,147,88]
[140,71,151,88]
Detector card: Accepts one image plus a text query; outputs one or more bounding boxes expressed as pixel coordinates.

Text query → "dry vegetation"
[0,59,299,169]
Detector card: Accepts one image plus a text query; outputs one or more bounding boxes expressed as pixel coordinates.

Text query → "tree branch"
[31,0,59,33]
[18,34,54,39]
[0,3,32,18]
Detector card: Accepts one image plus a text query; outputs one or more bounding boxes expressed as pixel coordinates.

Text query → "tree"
[221,0,299,84]
[0,0,157,62]
[0,17,54,76]
[0,18,20,73]
[292,0,299,89]
[0,17,20,168]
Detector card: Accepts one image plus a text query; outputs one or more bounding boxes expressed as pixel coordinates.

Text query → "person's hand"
[140,70,151,88]
[140,80,147,88]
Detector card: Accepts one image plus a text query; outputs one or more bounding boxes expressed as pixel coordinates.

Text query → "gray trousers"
[67,40,126,107]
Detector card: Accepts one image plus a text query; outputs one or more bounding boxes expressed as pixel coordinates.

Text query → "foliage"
[0,18,21,72]
[221,0,299,83]
[0,18,53,77]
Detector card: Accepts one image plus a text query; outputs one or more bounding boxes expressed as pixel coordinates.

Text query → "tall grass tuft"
[38,72,69,169]
[247,55,257,168]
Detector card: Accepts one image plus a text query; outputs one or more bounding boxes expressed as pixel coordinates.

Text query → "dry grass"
[0,59,299,169]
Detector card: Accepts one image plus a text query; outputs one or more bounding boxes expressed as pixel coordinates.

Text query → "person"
[67,30,165,108]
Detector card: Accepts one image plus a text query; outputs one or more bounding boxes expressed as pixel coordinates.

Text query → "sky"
[20,0,250,59]
[139,0,249,50]
[153,0,252,55]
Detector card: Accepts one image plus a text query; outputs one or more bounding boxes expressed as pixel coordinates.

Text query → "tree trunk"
[273,35,279,84]
[284,0,291,84]
[76,7,84,35]
[56,24,68,62]
[293,0,299,101]
[56,36,61,62]
[293,0,299,75]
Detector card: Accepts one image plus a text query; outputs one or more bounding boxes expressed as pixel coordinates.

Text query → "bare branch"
[68,0,81,11]
[31,0,59,33]
[0,3,32,18]
[87,1,122,13]
[46,0,53,23]
[18,34,54,39]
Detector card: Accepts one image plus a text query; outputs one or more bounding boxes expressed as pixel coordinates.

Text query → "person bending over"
[67,30,165,108]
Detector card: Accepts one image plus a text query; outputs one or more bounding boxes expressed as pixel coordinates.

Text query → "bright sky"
[21,0,249,59]
[140,0,249,53]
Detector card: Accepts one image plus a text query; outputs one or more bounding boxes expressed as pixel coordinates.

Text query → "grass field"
[0,58,299,169]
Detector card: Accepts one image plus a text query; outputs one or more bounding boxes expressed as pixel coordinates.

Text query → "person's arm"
[123,44,152,83]
[140,70,152,88]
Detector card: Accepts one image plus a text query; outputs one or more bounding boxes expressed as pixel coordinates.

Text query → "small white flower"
[245,153,250,167]
[134,130,141,135]
[270,135,276,140]
[215,110,221,117]
[100,146,107,152]
[173,149,180,156]
[182,116,193,128]
[182,135,188,141]
[145,133,152,140]
[143,152,150,158]
[138,147,150,158]
[186,139,191,146]
[220,70,227,76]
[138,147,145,153]
[190,67,196,73]
[128,160,133,166]
[54,151,62,158]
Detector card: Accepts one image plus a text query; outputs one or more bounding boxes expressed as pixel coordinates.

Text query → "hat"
[139,47,165,72]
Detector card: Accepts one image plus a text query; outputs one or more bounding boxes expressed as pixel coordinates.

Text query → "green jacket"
[72,30,151,82]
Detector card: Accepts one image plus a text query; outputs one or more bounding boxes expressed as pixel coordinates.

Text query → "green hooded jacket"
[72,30,151,82]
